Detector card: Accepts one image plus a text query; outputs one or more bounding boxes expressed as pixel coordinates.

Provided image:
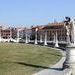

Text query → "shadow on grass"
[14,61,63,71]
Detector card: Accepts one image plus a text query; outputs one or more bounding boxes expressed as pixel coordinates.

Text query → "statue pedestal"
[60,17,75,75]
[63,44,75,75]
[35,40,38,44]
[55,41,59,47]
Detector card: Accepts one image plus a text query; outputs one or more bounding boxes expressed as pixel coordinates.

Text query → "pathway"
[32,49,72,75]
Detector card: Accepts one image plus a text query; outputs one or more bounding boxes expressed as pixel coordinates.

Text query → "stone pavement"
[33,68,72,75]
[32,50,72,75]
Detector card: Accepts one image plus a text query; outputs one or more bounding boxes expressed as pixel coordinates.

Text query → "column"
[55,31,59,47]
[44,31,47,45]
[35,28,38,44]
[25,33,28,43]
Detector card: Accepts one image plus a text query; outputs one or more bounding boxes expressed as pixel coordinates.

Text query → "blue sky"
[0,0,75,27]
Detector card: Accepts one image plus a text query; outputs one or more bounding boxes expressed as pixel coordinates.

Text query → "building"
[0,17,73,47]
[0,26,11,42]
[30,22,67,46]
[0,21,67,45]
[16,27,32,43]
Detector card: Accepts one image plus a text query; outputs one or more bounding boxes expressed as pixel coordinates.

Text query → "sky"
[0,0,75,27]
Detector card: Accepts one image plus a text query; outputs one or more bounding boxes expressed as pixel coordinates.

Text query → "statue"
[64,17,75,44]
[64,17,71,44]
[63,17,75,75]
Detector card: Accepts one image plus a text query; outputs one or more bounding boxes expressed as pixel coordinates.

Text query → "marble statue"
[64,17,71,44]
[63,17,75,75]
[64,17,75,44]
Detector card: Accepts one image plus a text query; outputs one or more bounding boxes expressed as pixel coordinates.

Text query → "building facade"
[0,17,73,47]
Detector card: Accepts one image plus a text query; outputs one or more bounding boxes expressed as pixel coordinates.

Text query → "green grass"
[0,43,62,75]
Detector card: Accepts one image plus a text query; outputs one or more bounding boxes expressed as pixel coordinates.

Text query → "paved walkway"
[32,49,72,75]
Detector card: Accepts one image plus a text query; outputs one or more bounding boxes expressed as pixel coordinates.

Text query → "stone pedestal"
[17,30,19,43]
[35,33,38,44]
[44,31,47,45]
[10,28,12,41]
[35,28,38,44]
[55,32,59,47]
[25,34,28,43]
[55,41,59,47]
[40,35,43,43]
[63,44,75,75]
[17,38,19,43]
[63,18,75,75]
[0,29,1,42]
[28,36,30,42]
[0,37,1,42]
[53,33,55,42]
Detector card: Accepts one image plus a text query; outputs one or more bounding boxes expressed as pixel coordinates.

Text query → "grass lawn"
[0,43,62,75]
